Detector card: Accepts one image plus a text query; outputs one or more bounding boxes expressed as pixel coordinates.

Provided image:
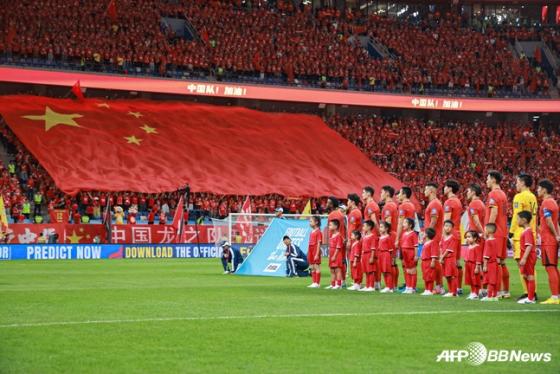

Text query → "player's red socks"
[393,266,400,288]
[488,284,497,298]
[384,273,393,289]
[315,272,321,285]
[545,267,559,296]
[368,273,375,288]
[471,285,479,295]
[457,267,463,290]
[496,265,503,293]
[502,264,510,292]
[446,278,457,295]
[425,281,433,292]
[412,273,417,289]
[527,279,535,300]
[374,269,381,284]
[435,261,442,286]
[331,280,335,287]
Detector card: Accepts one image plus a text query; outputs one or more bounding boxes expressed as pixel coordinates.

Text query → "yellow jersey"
[510,189,538,241]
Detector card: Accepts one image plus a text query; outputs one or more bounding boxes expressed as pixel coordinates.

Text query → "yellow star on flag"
[86,234,91,239]
[22,106,83,131]
[79,227,84,233]
[67,230,83,244]
[128,111,143,118]
[140,125,157,134]
[97,103,110,108]
[124,136,142,145]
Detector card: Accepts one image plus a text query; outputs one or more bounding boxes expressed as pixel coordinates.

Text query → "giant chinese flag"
[0,95,418,208]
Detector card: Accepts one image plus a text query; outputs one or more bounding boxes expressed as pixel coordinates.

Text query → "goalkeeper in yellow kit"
[510,174,538,300]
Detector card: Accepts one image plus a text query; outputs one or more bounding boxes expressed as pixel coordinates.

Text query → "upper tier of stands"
[1,0,558,99]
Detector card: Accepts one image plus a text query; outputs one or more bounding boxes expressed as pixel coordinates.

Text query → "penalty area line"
[1,309,559,329]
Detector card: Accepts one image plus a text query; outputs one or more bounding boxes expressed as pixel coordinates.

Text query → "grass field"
[0,258,559,374]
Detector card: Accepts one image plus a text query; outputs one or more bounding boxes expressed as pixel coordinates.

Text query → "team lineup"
[303,171,560,305]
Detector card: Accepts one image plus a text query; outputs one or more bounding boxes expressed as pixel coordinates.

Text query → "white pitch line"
[1,309,558,329]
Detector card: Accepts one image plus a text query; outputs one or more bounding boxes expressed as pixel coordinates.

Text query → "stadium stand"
[0,0,556,98]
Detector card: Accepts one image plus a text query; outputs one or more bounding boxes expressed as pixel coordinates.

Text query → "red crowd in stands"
[326,113,560,215]
[0,0,554,95]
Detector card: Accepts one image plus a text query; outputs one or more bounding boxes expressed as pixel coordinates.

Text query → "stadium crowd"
[0,0,556,96]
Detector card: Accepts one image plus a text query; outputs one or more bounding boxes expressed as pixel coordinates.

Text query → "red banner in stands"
[111,224,267,244]
[8,223,267,244]
[0,95,417,209]
[0,67,559,113]
[9,224,106,244]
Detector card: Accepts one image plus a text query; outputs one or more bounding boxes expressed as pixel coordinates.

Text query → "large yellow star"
[124,135,142,145]
[140,125,157,134]
[128,111,143,118]
[67,230,83,244]
[97,103,110,108]
[22,106,83,131]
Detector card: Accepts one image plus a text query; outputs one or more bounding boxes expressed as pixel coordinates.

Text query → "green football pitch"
[0,258,559,374]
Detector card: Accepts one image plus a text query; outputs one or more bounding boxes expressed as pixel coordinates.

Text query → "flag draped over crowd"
[0,95,416,207]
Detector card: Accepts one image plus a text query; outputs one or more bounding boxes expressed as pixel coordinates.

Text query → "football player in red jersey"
[443,180,464,295]
[363,186,382,289]
[485,171,510,298]
[536,179,560,304]
[380,185,399,290]
[424,183,444,294]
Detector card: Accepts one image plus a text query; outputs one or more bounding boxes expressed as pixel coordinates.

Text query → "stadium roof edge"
[1,67,559,113]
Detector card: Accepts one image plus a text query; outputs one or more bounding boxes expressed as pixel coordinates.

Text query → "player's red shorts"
[442,257,458,277]
[519,252,536,275]
[464,261,481,286]
[308,246,321,265]
[421,259,435,281]
[361,252,375,273]
[329,249,342,268]
[483,262,498,285]
[402,248,417,269]
[496,237,507,260]
[541,245,559,266]
[351,260,363,281]
[373,256,379,274]
[378,251,392,273]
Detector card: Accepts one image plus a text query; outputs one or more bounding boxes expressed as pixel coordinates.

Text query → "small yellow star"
[23,106,83,131]
[124,135,142,145]
[128,111,143,118]
[86,234,91,239]
[67,230,83,244]
[96,103,110,108]
[140,125,157,134]
[79,227,84,233]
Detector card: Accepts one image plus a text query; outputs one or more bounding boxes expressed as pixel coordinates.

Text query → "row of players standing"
[305,171,560,305]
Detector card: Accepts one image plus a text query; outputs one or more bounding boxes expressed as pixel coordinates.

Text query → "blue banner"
[0,244,234,260]
[235,218,326,277]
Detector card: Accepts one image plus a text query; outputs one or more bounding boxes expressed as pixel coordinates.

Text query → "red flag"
[108,0,118,22]
[285,64,294,84]
[530,76,537,92]
[71,80,85,102]
[557,6,560,24]
[235,196,254,243]
[0,96,420,209]
[513,57,520,75]
[200,27,210,44]
[535,45,542,63]
[171,197,185,243]
[7,24,16,44]
[253,53,262,71]
[523,64,529,82]
[542,6,548,24]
